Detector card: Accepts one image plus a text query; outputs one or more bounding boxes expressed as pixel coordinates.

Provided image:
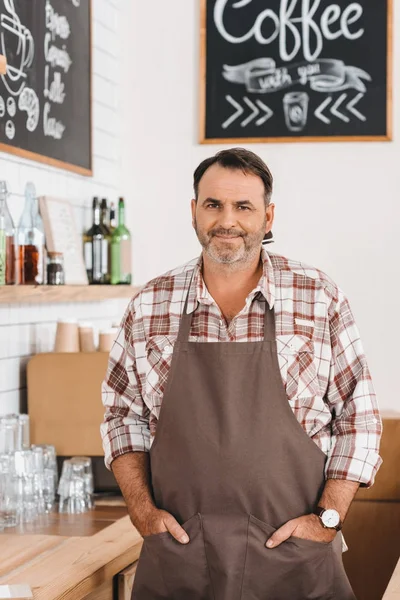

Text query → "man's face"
[191,164,274,267]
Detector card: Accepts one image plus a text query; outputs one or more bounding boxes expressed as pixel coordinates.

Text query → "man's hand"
[266,514,336,548]
[137,507,190,545]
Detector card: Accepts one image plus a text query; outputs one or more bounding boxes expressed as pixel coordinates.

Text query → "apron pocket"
[241,514,334,600]
[132,513,212,600]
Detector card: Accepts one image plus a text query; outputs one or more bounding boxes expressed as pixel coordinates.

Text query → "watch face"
[321,509,340,528]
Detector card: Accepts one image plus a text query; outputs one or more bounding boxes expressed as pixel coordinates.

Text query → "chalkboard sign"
[0,0,91,175]
[200,0,392,143]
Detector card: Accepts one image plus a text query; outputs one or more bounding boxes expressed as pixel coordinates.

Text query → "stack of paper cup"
[54,319,79,352]
[98,328,119,353]
[79,322,95,352]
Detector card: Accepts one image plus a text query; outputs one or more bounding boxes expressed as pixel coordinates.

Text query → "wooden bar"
[0,508,142,600]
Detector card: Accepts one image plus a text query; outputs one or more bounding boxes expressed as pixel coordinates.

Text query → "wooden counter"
[0,506,143,600]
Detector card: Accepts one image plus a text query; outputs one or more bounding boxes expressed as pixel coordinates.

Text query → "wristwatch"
[314,506,342,531]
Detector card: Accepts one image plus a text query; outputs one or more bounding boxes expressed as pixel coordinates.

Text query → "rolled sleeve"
[324,290,383,488]
[100,299,151,470]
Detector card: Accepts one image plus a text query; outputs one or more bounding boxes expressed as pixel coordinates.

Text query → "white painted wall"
[0,0,129,415]
[123,1,399,412]
[1,1,398,415]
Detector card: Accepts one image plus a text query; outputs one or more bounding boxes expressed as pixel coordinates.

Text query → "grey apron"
[132,287,356,599]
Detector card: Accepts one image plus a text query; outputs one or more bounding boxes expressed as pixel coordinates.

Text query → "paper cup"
[98,328,118,353]
[79,322,96,353]
[54,319,79,353]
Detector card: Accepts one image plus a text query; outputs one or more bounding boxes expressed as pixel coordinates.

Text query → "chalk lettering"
[214,0,364,61]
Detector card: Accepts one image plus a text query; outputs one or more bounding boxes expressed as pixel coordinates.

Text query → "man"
[101,148,382,600]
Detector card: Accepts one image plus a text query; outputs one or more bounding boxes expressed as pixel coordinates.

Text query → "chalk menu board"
[200,0,392,143]
[0,0,91,175]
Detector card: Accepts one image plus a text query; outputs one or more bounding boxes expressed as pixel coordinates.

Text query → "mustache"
[210,228,245,238]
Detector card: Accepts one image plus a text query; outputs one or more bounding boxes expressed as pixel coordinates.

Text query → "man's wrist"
[314,506,343,531]
[316,478,360,526]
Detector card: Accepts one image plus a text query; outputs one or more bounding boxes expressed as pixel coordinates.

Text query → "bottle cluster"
[0,181,49,286]
[83,196,132,285]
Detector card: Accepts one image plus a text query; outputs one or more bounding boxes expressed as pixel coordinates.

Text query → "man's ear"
[265,203,275,233]
[191,199,197,226]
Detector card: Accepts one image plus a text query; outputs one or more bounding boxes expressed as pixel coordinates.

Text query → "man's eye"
[206,203,219,209]
[238,206,250,210]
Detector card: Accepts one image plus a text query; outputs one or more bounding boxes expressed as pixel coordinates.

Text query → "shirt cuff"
[101,423,151,471]
[325,446,383,489]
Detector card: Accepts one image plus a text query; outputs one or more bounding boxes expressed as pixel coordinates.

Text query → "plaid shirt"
[101,247,382,488]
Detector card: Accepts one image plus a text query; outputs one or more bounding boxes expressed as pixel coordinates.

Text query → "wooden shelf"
[0,285,141,304]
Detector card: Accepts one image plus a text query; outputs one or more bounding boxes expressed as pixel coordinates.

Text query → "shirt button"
[164,345,173,353]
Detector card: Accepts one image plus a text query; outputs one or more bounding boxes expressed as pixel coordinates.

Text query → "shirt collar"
[185,246,276,314]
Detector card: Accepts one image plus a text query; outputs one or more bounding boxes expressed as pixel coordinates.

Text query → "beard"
[193,216,267,268]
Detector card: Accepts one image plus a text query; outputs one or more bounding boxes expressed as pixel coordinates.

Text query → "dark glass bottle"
[85,198,108,284]
[100,198,111,284]
[83,197,97,283]
[109,202,116,232]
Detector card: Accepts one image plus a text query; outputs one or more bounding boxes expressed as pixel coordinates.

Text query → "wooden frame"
[199,0,393,144]
[0,0,92,175]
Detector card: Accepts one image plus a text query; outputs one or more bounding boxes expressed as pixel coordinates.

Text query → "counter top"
[0,506,143,600]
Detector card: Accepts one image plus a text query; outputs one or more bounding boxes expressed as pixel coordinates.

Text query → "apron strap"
[177,273,195,342]
[263,295,276,343]
[177,271,276,344]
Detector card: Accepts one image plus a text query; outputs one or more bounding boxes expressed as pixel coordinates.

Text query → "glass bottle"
[47,252,65,285]
[88,197,108,284]
[18,182,45,285]
[0,181,17,285]
[83,197,97,283]
[100,198,111,284]
[111,197,132,285]
[109,202,116,233]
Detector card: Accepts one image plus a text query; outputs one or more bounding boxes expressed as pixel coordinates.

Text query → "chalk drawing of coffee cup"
[283,92,309,132]
[0,0,34,96]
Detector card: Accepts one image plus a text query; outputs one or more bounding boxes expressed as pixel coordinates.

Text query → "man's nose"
[216,207,238,230]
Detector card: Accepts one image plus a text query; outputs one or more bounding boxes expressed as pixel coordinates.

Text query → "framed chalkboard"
[0,0,92,175]
[200,0,392,143]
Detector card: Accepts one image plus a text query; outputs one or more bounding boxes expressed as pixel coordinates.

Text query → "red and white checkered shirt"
[101,247,382,488]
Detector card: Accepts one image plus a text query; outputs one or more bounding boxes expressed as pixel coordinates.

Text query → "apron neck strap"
[177,274,195,342]
[177,277,275,343]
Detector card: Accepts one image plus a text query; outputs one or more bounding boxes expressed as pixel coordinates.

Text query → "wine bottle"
[100,198,111,284]
[83,197,97,283]
[91,198,108,284]
[111,197,131,285]
[109,202,116,232]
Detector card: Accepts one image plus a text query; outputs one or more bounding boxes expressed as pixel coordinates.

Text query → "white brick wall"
[0,1,131,416]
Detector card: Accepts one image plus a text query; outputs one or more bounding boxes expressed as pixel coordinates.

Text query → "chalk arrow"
[222,96,274,129]
[331,93,349,123]
[314,97,332,124]
[255,100,274,125]
[241,97,259,127]
[347,93,366,121]
[222,95,244,129]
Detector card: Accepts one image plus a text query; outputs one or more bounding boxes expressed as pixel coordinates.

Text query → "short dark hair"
[193,148,273,206]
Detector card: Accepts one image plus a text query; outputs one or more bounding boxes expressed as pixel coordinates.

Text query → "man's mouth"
[213,234,242,239]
